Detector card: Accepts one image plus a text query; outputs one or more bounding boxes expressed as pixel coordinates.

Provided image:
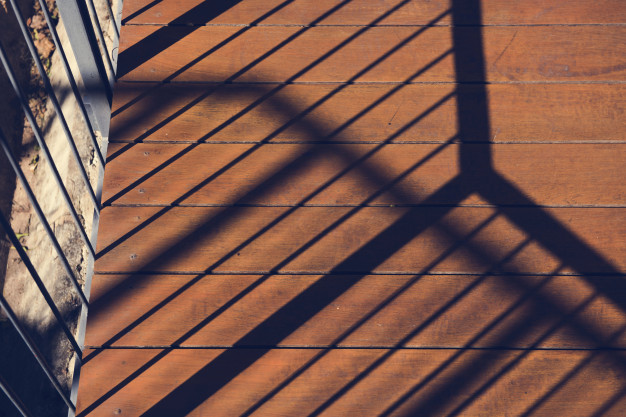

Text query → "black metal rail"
[0,1,117,415]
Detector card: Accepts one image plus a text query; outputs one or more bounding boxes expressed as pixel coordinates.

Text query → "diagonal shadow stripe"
[442,316,626,417]
[121,0,164,25]
[378,282,626,417]
[237,214,519,416]
[373,1,626,414]
[112,0,360,118]
[135,177,469,416]
[79,137,473,414]
[311,256,558,417]
[86,14,620,414]
[520,342,626,417]
[112,1,449,144]
[103,48,452,208]
[97,92,455,263]
[80,0,625,415]
[113,0,327,121]
[86,131,459,360]
[117,0,246,78]
[83,71,461,370]
[81,180,490,416]
[106,6,450,211]
[136,179,623,416]
[89,4,458,346]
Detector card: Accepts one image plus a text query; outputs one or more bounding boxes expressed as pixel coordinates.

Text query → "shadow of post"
[78,0,626,415]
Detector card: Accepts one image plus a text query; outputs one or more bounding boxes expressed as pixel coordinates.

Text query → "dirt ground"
[0,1,118,415]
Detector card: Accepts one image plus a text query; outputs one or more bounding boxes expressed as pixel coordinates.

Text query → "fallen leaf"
[29,14,46,31]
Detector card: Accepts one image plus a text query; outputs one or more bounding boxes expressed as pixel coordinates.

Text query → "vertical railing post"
[0,1,119,416]
[51,3,118,415]
[55,0,113,138]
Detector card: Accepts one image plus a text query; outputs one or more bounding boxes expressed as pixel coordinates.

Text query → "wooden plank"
[80,1,626,415]
[101,143,626,206]
[76,348,626,416]
[121,0,626,25]
[85,273,626,348]
[93,206,626,274]
[109,82,459,143]
[117,26,626,82]
[109,83,626,143]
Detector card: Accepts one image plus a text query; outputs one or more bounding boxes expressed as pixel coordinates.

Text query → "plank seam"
[121,23,626,28]
[91,271,626,277]
[115,80,626,85]
[103,204,626,208]
[105,140,626,144]
[83,345,626,350]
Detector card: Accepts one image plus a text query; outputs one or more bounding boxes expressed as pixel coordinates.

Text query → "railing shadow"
[77,0,626,415]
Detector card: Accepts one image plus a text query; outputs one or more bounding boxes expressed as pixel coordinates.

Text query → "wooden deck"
[77,0,626,415]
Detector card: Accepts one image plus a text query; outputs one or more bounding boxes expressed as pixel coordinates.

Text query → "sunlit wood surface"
[77,0,626,415]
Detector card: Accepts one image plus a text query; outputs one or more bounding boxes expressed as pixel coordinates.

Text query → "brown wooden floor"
[76,0,626,415]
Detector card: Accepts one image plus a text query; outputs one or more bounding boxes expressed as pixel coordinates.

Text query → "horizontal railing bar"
[0,373,32,417]
[0,294,76,412]
[0,129,90,308]
[36,0,106,168]
[0,205,84,359]
[0,40,96,259]
[8,0,101,211]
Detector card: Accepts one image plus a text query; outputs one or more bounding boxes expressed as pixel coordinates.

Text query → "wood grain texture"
[78,0,626,414]
[93,206,626,274]
[101,143,626,206]
[121,0,626,25]
[85,273,626,348]
[117,25,626,82]
[109,83,626,143]
[76,348,626,417]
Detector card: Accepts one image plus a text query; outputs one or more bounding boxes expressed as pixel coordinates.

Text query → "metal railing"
[0,1,119,415]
